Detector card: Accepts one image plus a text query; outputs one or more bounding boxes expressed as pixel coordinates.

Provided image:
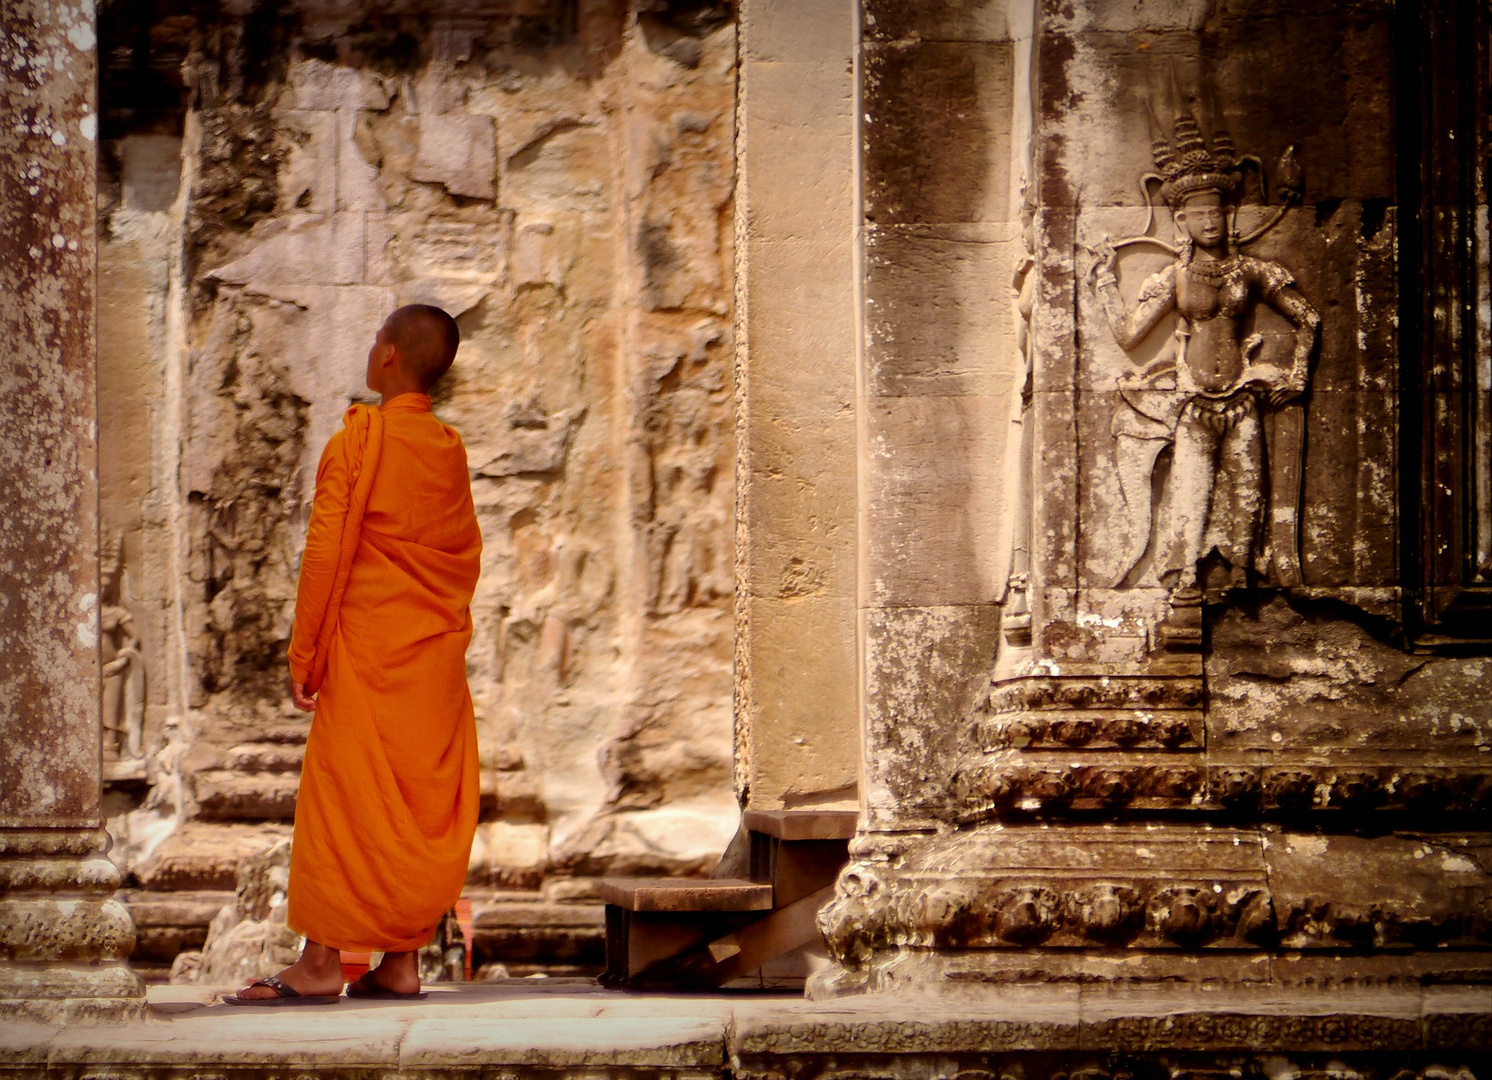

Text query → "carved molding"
[821,860,1492,966]
[821,870,1275,954]
[976,715,1201,752]
[951,763,1492,820]
[989,677,1205,713]
[0,828,144,1018]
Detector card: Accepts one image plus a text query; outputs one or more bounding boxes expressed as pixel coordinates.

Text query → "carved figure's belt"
[1179,390,1257,432]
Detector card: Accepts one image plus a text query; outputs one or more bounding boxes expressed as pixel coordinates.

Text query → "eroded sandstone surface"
[93,0,739,977]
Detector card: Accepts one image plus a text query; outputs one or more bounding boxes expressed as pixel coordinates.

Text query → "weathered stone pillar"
[813,0,1491,1000]
[852,4,1023,833]
[0,0,143,1021]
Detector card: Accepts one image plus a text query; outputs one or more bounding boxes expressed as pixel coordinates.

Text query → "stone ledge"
[729,985,1492,1056]
[400,1016,726,1068]
[0,982,1485,1076]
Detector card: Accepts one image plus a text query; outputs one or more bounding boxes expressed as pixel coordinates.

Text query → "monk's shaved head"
[382,305,460,390]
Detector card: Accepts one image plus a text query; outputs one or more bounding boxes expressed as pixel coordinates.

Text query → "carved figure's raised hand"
[1085,238,1119,286]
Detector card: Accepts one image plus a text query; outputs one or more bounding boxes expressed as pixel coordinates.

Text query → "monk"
[226,305,482,1005]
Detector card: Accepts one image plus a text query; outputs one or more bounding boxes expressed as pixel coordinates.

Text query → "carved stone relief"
[1084,99,1320,650]
[994,184,1038,661]
[962,76,1472,825]
[100,533,146,769]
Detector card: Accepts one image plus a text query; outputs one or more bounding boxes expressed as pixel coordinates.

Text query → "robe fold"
[286,392,482,953]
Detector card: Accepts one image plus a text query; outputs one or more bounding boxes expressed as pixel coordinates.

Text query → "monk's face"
[367,323,396,393]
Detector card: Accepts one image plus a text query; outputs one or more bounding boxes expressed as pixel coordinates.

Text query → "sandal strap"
[252,976,301,998]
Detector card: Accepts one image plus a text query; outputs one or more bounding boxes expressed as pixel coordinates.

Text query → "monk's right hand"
[290,678,317,713]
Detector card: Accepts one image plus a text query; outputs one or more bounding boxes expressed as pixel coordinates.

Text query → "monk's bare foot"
[363,950,421,995]
[235,940,344,1000]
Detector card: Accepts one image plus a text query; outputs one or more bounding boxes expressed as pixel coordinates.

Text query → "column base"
[0,968,145,1023]
[0,828,144,1022]
[811,823,1492,1000]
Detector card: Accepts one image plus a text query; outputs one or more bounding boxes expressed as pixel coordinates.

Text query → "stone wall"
[95,0,740,966]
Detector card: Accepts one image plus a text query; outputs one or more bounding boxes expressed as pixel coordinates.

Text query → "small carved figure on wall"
[1086,101,1320,646]
[998,182,1040,652]
[101,533,145,761]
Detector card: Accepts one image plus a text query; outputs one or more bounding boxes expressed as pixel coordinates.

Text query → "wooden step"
[601,811,857,988]
[599,877,773,912]
[746,810,855,909]
[599,879,776,984]
[742,808,857,841]
[624,884,835,990]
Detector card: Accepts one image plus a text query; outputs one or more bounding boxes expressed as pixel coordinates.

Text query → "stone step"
[114,880,607,979]
[5,982,1481,1071]
[257,723,311,744]
[134,822,292,891]
[470,899,605,969]
[193,770,299,821]
[118,889,234,965]
[222,742,305,773]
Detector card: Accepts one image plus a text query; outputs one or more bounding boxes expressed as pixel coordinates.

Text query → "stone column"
[0,0,143,1021]
[853,4,1022,834]
[734,0,861,812]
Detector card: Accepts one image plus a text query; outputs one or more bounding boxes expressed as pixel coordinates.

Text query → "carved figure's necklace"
[1184,255,1240,287]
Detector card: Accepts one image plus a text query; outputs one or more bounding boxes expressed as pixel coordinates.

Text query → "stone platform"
[2,981,1486,1079]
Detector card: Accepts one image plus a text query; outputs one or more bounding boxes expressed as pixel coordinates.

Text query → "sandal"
[223,975,341,1006]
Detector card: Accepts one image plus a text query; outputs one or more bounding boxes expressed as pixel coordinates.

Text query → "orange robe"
[286,392,482,953]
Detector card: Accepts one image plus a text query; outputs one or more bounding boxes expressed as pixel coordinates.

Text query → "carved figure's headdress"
[1151,108,1241,207]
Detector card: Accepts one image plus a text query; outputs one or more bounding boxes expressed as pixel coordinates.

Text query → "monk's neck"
[381,391,432,411]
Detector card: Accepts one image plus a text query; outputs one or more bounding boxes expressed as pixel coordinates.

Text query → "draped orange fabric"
[285,393,482,953]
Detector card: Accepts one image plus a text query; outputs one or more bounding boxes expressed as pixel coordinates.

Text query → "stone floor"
[1,980,1488,1078]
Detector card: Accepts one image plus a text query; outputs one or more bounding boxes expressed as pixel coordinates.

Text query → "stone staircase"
[118,726,308,979]
[119,888,236,981]
[120,725,609,982]
[600,808,856,989]
[192,724,307,822]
